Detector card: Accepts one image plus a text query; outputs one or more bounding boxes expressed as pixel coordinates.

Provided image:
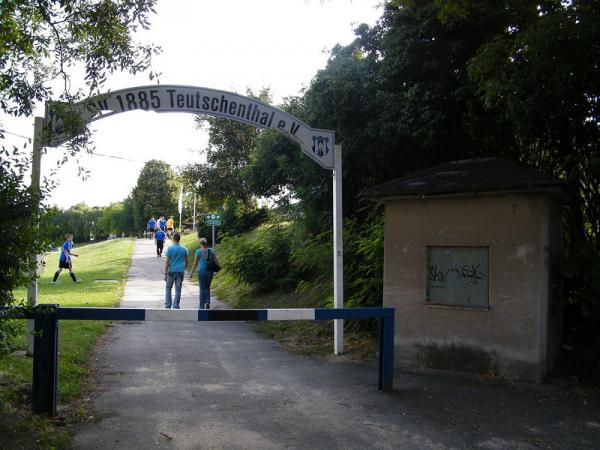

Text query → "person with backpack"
[189,237,219,309]
[155,228,166,257]
[158,216,167,232]
[166,216,174,237]
[147,216,156,239]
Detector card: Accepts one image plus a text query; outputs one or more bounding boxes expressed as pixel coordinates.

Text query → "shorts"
[59,260,71,269]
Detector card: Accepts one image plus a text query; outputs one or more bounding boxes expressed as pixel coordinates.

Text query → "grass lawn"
[0,238,135,449]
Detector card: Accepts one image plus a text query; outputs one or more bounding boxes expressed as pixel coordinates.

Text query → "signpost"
[204,213,221,246]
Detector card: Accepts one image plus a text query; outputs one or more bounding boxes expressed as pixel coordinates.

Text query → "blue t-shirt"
[166,244,188,273]
[155,230,166,241]
[159,219,166,229]
[59,240,72,262]
[148,219,155,230]
[195,248,215,271]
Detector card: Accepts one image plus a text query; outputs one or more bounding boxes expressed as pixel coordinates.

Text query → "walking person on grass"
[189,237,218,309]
[52,233,81,284]
[164,233,188,309]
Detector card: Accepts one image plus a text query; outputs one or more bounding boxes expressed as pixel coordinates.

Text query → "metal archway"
[29,85,345,354]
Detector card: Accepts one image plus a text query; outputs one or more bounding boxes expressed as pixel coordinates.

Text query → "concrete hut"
[364,157,569,382]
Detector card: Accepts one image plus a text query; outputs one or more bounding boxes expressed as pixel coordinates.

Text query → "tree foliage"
[182,88,271,211]
[0,152,46,306]
[131,160,179,232]
[220,1,600,373]
[0,0,160,304]
[0,0,160,116]
[44,198,136,243]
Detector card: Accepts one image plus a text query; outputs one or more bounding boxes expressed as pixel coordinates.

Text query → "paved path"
[118,238,224,310]
[72,239,600,449]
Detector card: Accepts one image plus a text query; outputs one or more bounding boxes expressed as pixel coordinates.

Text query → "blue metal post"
[378,316,394,392]
[32,305,59,416]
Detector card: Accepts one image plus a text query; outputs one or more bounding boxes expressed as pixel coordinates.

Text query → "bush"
[343,211,384,308]
[224,224,298,292]
[0,153,48,351]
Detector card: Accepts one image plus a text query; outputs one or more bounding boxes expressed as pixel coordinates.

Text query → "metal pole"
[32,305,59,416]
[211,225,215,247]
[27,117,44,356]
[192,192,197,232]
[378,316,395,392]
[333,144,344,355]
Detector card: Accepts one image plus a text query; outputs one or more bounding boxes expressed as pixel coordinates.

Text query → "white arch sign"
[43,85,335,169]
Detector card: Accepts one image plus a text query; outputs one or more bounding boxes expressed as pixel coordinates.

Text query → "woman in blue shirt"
[189,238,218,309]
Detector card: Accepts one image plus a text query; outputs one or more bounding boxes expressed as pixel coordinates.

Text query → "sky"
[1,0,383,209]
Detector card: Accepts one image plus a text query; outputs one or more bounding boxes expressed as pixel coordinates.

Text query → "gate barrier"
[1,305,395,416]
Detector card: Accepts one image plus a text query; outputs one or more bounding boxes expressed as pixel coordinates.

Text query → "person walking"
[164,232,188,309]
[155,228,166,257]
[52,233,81,284]
[189,237,218,309]
[147,216,156,239]
[166,216,174,237]
[158,216,167,232]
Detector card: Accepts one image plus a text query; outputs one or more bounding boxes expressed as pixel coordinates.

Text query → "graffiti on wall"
[426,247,489,307]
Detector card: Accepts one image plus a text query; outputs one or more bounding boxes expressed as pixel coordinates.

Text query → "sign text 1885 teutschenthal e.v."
[44,85,335,169]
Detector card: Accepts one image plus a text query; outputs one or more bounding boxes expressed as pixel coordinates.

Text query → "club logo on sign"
[312,136,330,158]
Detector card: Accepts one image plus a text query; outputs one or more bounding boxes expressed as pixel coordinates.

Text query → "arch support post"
[26,116,44,356]
[333,144,343,355]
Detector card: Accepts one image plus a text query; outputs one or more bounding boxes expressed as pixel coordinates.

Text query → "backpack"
[205,249,221,272]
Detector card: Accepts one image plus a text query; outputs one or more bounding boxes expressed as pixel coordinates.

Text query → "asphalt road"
[72,239,600,449]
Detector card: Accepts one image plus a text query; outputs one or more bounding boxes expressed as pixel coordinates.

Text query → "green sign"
[204,213,221,226]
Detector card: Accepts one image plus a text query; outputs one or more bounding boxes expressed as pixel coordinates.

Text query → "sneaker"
[75,279,82,283]
[51,281,57,285]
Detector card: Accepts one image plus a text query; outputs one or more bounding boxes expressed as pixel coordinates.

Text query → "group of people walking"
[147,216,175,238]
[163,233,218,310]
[147,215,175,257]
[51,230,219,310]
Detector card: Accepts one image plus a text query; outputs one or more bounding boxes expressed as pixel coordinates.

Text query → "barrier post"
[378,316,394,392]
[32,305,59,416]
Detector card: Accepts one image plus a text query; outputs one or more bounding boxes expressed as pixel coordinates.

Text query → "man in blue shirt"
[158,216,167,232]
[52,233,81,284]
[147,217,156,239]
[164,232,189,309]
[155,228,166,257]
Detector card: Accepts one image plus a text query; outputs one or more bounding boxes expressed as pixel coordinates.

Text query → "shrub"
[224,224,297,292]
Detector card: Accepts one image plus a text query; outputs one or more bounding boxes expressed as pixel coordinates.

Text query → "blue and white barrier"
[2,305,395,416]
[56,306,395,322]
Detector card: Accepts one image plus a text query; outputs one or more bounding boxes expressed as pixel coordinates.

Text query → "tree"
[182,88,271,213]
[0,153,46,306]
[0,0,159,310]
[0,0,159,117]
[96,200,135,238]
[465,0,600,245]
[131,160,179,232]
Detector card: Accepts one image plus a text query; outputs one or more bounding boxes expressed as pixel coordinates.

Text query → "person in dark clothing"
[155,229,166,257]
[52,233,81,283]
